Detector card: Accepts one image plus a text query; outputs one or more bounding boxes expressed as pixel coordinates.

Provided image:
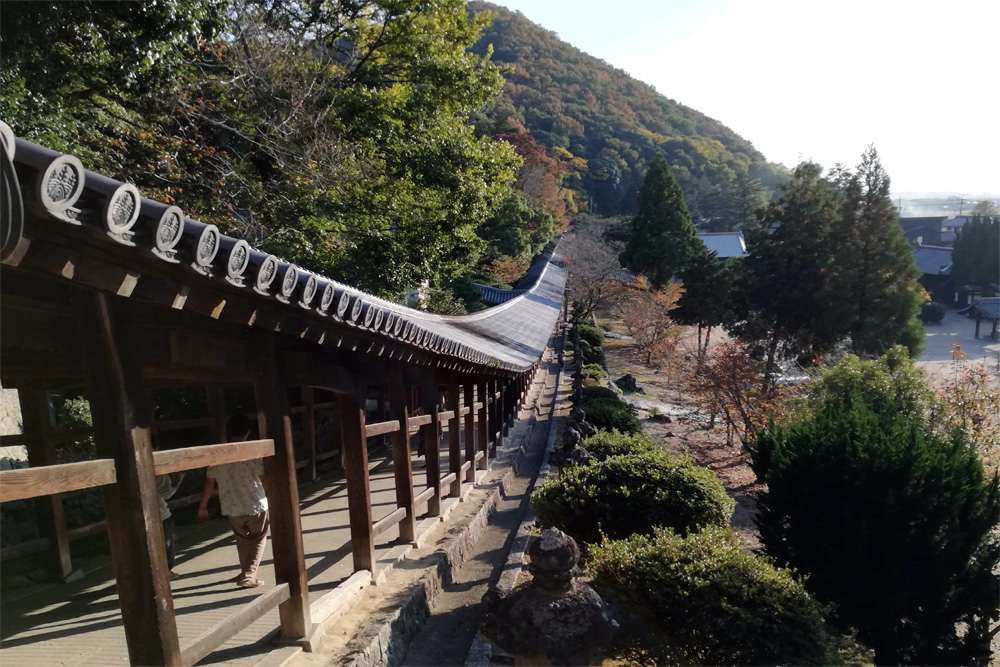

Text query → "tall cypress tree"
[826,146,924,356]
[952,215,1000,286]
[620,154,700,287]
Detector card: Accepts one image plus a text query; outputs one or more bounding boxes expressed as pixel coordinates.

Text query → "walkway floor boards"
[0,442,454,666]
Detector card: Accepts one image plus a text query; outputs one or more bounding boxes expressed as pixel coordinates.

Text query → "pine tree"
[673,245,734,358]
[826,146,924,356]
[620,154,700,287]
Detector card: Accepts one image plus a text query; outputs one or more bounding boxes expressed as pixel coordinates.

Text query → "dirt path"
[597,317,763,549]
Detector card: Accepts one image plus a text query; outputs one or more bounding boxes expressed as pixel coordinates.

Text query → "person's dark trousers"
[162,516,176,569]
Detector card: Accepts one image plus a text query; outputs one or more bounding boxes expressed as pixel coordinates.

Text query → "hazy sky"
[493,0,999,197]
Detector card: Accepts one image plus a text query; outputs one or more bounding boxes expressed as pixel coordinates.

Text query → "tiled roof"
[912,244,953,275]
[696,232,747,258]
[971,297,1000,320]
[0,129,565,374]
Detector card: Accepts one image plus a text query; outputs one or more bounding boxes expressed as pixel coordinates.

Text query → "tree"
[951,215,999,286]
[613,277,683,365]
[970,199,999,216]
[673,245,734,359]
[731,162,842,383]
[753,351,1000,665]
[620,154,701,288]
[564,217,624,321]
[825,146,924,357]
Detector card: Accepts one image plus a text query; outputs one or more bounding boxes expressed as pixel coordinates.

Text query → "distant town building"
[696,232,747,259]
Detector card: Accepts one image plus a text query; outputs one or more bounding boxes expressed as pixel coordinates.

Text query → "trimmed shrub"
[532,453,734,544]
[583,429,658,461]
[580,363,606,380]
[581,398,641,434]
[589,526,837,666]
[580,386,619,403]
[577,323,605,348]
[582,345,606,366]
[919,301,945,323]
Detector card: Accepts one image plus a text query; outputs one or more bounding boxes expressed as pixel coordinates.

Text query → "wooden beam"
[340,390,374,571]
[179,583,291,667]
[389,367,416,542]
[365,420,400,438]
[0,459,117,503]
[251,332,311,640]
[413,486,435,507]
[372,506,407,538]
[151,440,274,475]
[419,378,442,517]
[78,291,181,666]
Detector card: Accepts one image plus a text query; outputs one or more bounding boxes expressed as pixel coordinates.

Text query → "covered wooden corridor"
[0,127,566,665]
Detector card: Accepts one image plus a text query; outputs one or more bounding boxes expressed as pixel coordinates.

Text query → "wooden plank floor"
[0,439,454,666]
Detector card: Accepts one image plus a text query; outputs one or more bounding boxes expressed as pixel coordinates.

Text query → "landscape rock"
[615,374,639,392]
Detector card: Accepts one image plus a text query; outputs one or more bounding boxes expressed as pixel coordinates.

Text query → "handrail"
[0,459,117,503]
[372,507,407,537]
[152,439,274,475]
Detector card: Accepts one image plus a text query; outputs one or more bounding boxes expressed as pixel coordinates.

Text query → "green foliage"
[919,300,946,323]
[469,3,787,219]
[620,155,701,287]
[580,398,641,434]
[589,527,839,666]
[581,429,658,461]
[673,245,734,335]
[952,215,999,286]
[448,276,487,312]
[580,363,607,380]
[755,388,1000,664]
[576,323,605,348]
[476,190,559,265]
[532,453,734,544]
[422,288,468,315]
[579,385,619,403]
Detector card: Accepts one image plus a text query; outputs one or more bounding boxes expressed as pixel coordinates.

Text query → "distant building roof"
[697,232,747,258]
[912,244,953,275]
[971,297,1000,321]
[942,216,975,230]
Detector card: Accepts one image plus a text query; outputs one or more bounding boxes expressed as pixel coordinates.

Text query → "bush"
[577,323,605,348]
[580,398,641,434]
[582,429,658,461]
[532,453,734,544]
[579,386,619,403]
[919,300,946,323]
[589,527,838,666]
[582,344,606,366]
[756,393,1000,665]
[580,363,606,380]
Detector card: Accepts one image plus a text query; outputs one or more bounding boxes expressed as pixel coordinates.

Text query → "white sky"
[493,0,999,197]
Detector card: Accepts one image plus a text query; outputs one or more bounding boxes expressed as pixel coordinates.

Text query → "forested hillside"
[469,2,788,221]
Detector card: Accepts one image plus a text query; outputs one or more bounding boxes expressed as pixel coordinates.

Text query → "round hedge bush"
[581,363,607,380]
[577,323,605,348]
[589,526,837,666]
[579,385,619,403]
[920,301,945,324]
[583,429,659,461]
[579,398,641,434]
[532,452,734,544]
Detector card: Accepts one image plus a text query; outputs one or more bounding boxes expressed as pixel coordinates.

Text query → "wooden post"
[20,388,77,582]
[446,372,462,498]
[477,380,489,471]
[419,377,442,516]
[207,387,227,444]
[463,378,476,483]
[376,386,387,449]
[388,368,416,542]
[301,387,317,482]
[339,390,374,571]
[490,378,501,452]
[250,332,311,639]
[78,291,181,667]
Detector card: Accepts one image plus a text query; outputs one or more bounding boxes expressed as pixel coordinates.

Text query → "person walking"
[197,413,270,588]
[156,467,184,579]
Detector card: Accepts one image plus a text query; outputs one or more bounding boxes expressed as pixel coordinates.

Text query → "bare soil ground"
[595,314,762,550]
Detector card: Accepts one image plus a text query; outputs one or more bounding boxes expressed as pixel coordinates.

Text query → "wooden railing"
[0,459,117,503]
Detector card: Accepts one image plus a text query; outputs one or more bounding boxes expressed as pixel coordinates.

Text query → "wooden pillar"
[207,387,227,444]
[20,389,76,582]
[388,368,416,542]
[419,377,442,516]
[301,387,317,482]
[975,315,981,338]
[250,333,311,639]
[476,380,489,471]
[78,291,181,666]
[463,378,476,483]
[376,387,387,449]
[446,372,462,498]
[339,389,374,571]
[490,378,501,452]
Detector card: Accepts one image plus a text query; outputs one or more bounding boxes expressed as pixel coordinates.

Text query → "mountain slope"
[469,2,787,219]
